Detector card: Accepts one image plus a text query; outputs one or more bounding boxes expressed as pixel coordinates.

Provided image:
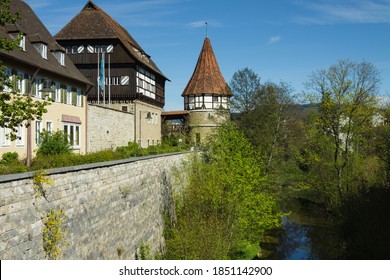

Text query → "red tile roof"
[182,37,232,97]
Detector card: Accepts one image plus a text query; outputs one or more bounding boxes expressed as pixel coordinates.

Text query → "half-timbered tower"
[182,36,232,144]
[55,1,168,147]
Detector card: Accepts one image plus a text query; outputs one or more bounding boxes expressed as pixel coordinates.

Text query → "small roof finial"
[205,22,208,38]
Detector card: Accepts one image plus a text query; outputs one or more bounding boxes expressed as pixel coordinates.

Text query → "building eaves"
[0,0,91,86]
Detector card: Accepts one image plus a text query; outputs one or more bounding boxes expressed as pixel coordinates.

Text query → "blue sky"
[25,0,390,111]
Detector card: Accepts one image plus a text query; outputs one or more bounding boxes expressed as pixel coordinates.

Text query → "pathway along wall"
[0,153,189,259]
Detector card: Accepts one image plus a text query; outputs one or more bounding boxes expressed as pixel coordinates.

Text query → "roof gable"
[55,1,167,79]
[182,37,232,97]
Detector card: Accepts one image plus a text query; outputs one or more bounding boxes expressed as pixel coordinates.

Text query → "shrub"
[1,152,19,165]
[37,130,71,156]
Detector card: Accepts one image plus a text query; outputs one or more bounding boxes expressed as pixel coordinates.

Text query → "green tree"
[244,82,295,174]
[164,123,282,259]
[229,67,261,114]
[305,60,380,204]
[0,0,49,141]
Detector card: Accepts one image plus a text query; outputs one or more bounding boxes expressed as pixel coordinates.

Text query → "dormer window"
[35,43,47,59]
[8,33,26,51]
[18,35,26,51]
[32,42,47,59]
[29,34,48,59]
[5,24,25,51]
[53,51,65,66]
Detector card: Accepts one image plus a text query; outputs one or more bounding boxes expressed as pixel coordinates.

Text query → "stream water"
[260,188,390,260]
[260,199,343,260]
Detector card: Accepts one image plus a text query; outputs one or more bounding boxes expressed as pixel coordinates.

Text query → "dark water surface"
[261,188,390,260]
[261,199,343,260]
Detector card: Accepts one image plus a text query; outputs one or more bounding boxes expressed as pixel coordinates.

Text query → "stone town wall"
[0,153,189,259]
[87,104,134,153]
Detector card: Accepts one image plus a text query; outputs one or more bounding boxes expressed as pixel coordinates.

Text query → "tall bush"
[164,123,282,259]
[36,130,71,156]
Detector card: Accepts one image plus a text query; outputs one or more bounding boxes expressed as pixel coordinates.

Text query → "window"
[9,33,25,51]
[76,89,82,107]
[35,121,42,145]
[122,106,128,112]
[3,68,11,93]
[16,124,24,146]
[136,66,156,99]
[18,35,26,51]
[66,45,84,54]
[0,127,11,147]
[46,121,53,133]
[55,83,61,102]
[34,43,47,59]
[66,86,72,105]
[16,72,26,94]
[53,51,65,66]
[63,123,81,149]
[34,78,42,98]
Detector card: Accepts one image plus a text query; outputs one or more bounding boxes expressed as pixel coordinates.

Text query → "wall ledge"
[0,151,191,183]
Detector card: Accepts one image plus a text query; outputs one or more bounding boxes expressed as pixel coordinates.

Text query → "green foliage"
[33,170,53,200]
[36,130,71,156]
[137,242,152,260]
[301,60,381,209]
[116,142,148,157]
[42,208,68,260]
[229,67,261,113]
[0,142,188,175]
[164,123,282,259]
[1,152,18,165]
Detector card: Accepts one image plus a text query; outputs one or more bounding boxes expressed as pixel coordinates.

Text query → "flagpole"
[108,53,111,108]
[103,51,105,105]
[97,50,100,104]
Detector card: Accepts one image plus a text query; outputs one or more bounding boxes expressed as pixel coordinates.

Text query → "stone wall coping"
[88,103,134,115]
[0,152,191,183]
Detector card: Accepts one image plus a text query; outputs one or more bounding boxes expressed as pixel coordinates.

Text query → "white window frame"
[66,86,72,105]
[34,78,42,98]
[41,44,47,59]
[76,89,82,107]
[55,83,61,102]
[63,123,81,149]
[19,35,26,51]
[16,124,25,147]
[46,121,53,133]
[0,127,11,147]
[35,121,42,146]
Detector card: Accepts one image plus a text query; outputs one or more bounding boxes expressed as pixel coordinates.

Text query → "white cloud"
[187,21,208,28]
[186,20,222,28]
[268,36,281,44]
[295,0,390,24]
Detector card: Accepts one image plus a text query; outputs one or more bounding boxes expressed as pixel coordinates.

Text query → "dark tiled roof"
[55,1,167,80]
[0,0,91,86]
[182,37,232,97]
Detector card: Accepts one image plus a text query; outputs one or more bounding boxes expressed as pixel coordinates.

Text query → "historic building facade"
[0,0,91,160]
[182,37,232,144]
[55,1,169,147]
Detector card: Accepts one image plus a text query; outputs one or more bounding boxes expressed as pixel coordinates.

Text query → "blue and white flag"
[99,53,105,91]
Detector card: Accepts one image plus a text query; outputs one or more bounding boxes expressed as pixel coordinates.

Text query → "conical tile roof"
[55,1,167,79]
[182,37,232,97]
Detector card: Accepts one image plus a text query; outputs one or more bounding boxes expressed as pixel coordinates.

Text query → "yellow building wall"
[0,96,87,160]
